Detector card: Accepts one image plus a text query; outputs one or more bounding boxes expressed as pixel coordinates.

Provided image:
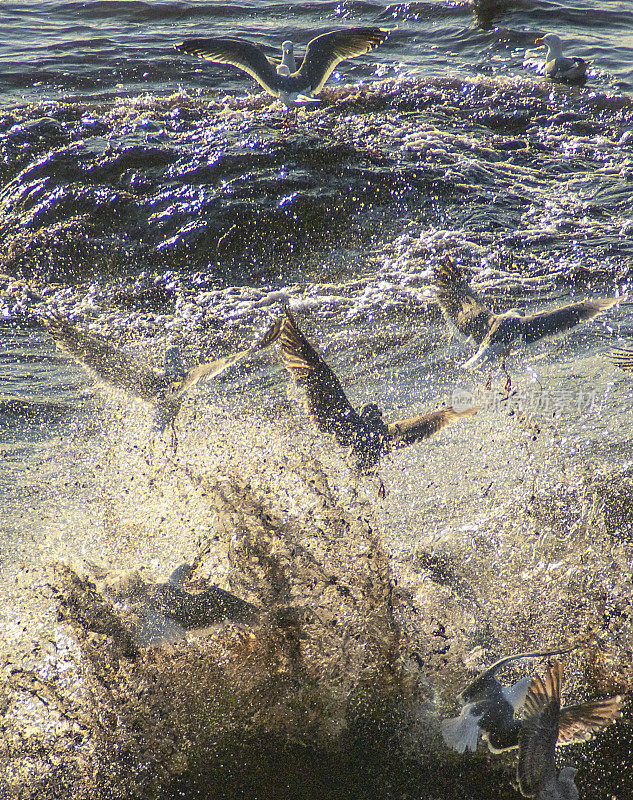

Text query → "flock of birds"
[174,27,591,124]
[30,21,631,800]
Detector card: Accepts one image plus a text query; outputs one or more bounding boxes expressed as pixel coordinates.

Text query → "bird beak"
[535,37,544,45]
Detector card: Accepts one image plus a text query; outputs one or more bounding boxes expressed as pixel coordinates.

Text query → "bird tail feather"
[441,708,480,753]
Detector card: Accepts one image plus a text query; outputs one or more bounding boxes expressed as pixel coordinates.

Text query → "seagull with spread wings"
[175,28,390,122]
[442,648,622,755]
[518,661,623,799]
[434,262,623,383]
[40,314,282,444]
[278,309,478,474]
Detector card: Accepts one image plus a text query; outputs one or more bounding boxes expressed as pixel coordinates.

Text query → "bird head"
[281,41,294,57]
[359,402,384,424]
[535,34,563,54]
[164,345,185,379]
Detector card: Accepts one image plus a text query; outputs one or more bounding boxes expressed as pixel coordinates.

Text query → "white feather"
[441,705,482,753]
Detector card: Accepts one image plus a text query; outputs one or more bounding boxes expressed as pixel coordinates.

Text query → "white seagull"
[175,28,390,122]
[535,34,589,84]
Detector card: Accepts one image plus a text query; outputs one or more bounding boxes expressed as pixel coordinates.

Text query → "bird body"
[278,309,478,473]
[535,34,588,84]
[434,262,623,369]
[176,28,390,113]
[442,648,573,754]
[41,314,283,438]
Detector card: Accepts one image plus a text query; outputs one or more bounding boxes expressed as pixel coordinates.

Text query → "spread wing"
[433,262,495,346]
[297,27,390,94]
[519,297,623,344]
[178,316,283,395]
[557,695,623,745]
[518,662,563,797]
[176,37,279,94]
[386,405,478,450]
[279,310,362,446]
[609,346,633,371]
[40,314,166,401]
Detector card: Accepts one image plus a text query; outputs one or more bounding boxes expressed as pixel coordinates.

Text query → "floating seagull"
[535,34,589,84]
[434,262,624,378]
[442,648,573,754]
[442,648,622,755]
[40,313,283,443]
[609,346,633,371]
[278,308,478,473]
[175,28,390,122]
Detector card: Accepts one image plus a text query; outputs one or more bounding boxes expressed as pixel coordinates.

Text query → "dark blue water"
[0,0,632,105]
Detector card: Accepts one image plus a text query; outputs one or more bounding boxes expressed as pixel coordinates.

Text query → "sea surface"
[1,1,632,797]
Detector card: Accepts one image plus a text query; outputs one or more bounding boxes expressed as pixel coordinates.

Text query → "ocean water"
[1,1,632,798]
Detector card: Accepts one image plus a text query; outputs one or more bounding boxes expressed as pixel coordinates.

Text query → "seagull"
[609,346,633,371]
[133,563,260,646]
[433,262,624,384]
[40,313,283,444]
[534,34,589,84]
[278,308,478,474]
[175,28,390,122]
[442,648,573,754]
[442,648,622,755]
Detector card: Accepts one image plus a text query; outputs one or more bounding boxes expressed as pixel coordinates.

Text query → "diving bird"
[442,649,622,755]
[609,346,633,371]
[535,34,589,84]
[278,308,478,473]
[433,261,624,372]
[40,313,283,442]
[175,28,390,121]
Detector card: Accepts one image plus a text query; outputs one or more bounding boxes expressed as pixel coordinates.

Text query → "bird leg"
[378,481,386,499]
[484,371,493,392]
[283,106,298,127]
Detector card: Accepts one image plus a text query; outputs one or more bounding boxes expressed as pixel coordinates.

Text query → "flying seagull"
[442,648,622,755]
[278,308,478,473]
[175,28,390,122]
[433,261,623,375]
[40,313,283,442]
[442,648,573,754]
[535,34,589,84]
[609,346,633,371]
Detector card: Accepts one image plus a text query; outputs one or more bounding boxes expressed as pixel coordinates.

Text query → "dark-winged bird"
[535,34,588,84]
[609,346,633,371]
[434,262,623,370]
[518,662,623,798]
[278,309,478,473]
[175,28,390,121]
[40,314,282,442]
[442,648,572,754]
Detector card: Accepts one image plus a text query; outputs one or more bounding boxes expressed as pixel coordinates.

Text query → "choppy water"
[1,1,632,798]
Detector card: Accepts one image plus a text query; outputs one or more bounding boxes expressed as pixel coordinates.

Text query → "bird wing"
[176,38,279,94]
[609,346,633,371]
[386,405,478,450]
[279,310,362,446]
[517,662,563,797]
[519,297,623,344]
[557,695,623,745]
[297,27,390,94]
[433,262,496,346]
[177,316,284,395]
[40,314,166,401]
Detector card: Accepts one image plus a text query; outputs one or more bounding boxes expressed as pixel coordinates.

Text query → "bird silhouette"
[434,261,623,372]
[176,28,390,122]
[278,309,478,473]
[41,313,282,444]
